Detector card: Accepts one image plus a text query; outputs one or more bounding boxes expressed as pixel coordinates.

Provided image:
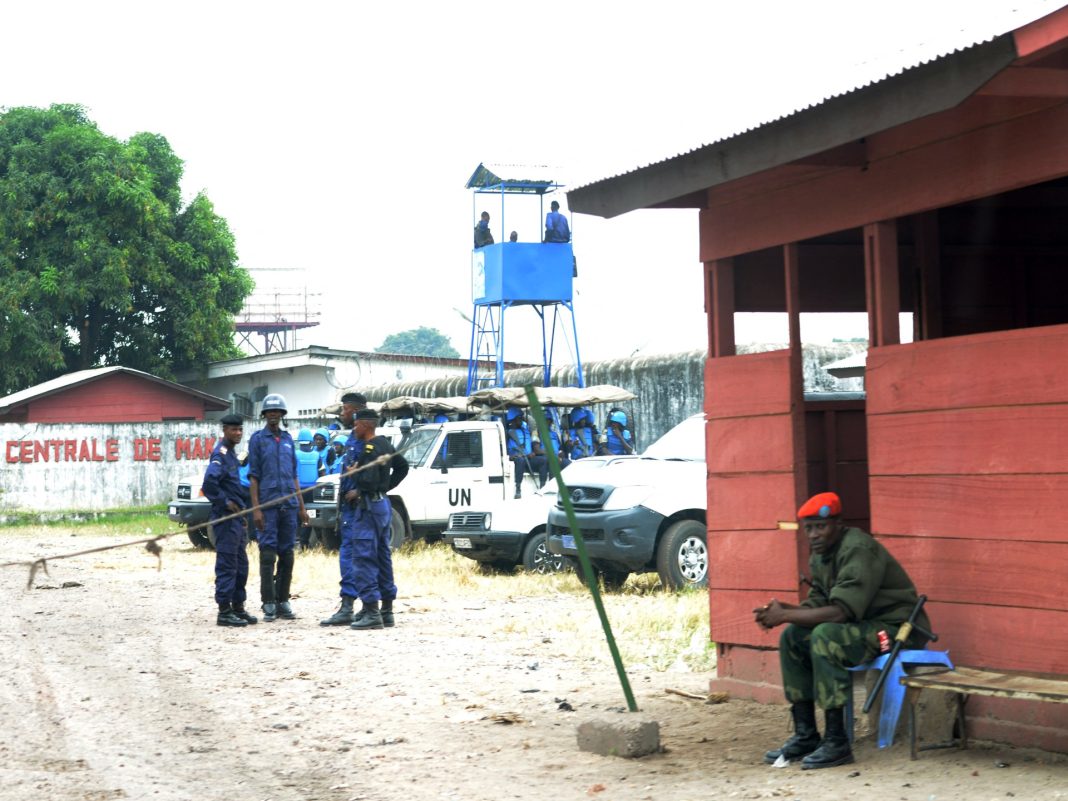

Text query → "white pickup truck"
[306,419,545,548]
[546,413,707,590]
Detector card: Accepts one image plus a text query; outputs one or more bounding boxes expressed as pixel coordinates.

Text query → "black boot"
[217,604,248,628]
[232,604,258,624]
[381,599,395,628]
[275,549,294,604]
[320,596,355,626]
[801,707,854,770]
[350,601,384,630]
[259,546,277,607]
[764,701,821,764]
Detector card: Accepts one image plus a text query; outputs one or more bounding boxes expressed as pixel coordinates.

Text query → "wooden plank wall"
[706,350,804,699]
[868,323,1068,680]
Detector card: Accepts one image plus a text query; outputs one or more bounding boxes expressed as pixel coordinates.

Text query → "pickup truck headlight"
[483,513,492,530]
[601,485,654,511]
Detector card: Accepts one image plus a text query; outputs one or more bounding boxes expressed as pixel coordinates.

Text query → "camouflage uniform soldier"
[753,492,930,770]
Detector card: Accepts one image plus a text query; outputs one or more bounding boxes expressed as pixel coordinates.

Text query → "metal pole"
[526,386,637,712]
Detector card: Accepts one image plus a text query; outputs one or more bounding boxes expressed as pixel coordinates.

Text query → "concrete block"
[576,714,660,758]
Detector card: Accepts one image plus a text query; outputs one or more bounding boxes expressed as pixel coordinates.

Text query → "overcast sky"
[5,0,1064,364]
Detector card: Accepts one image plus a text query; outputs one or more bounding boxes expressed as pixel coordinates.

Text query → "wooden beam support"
[864,220,900,347]
[914,212,943,340]
[783,243,808,577]
[706,259,736,357]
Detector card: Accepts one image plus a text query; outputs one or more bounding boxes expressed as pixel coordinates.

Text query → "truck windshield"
[402,427,441,467]
[642,414,706,461]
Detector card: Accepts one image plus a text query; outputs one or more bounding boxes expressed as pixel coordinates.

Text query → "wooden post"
[706,258,736,358]
[865,220,901,347]
[914,212,942,341]
[784,242,809,578]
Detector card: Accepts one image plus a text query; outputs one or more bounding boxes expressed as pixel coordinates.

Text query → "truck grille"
[549,523,604,541]
[449,512,488,531]
[314,484,336,502]
[177,484,192,500]
[557,485,606,510]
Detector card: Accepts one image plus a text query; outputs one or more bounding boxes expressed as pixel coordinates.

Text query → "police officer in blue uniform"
[248,393,309,622]
[202,413,256,627]
[567,407,598,459]
[506,407,547,498]
[600,409,635,455]
[321,407,409,630]
[534,408,570,471]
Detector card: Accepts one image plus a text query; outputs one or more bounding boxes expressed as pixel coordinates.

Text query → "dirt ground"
[3,534,1068,801]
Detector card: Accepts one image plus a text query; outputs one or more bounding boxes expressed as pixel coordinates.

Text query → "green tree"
[375,326,460,358]
[0,104,253,393]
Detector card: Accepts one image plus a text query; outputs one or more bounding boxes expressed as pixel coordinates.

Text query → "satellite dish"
[326,359,361,390]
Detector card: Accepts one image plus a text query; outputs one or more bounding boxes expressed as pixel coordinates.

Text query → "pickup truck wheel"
[573,559,629,590]
[389,511,407,551]
[656,519,708,589]
[186,527,212,549]
[311,529,340,551]
[522,532,565,575]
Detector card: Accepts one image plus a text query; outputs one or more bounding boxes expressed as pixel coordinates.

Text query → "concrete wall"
[0,422,224,513]
[357,344,866,450]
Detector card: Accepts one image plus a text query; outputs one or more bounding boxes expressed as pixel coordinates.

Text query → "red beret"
[797,492,842,520]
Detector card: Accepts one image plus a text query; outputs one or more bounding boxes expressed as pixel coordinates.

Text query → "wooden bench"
[900,666,1068,759]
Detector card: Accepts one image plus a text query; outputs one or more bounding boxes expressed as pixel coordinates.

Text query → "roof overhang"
[567,35,1019,219]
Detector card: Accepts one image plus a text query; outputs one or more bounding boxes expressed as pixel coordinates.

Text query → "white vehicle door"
[424,426,507,522]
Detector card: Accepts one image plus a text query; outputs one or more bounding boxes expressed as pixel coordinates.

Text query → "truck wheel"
[522,532,565,575]
[312,529,340,551]
[573,559,629,590]
[389,511,407,551]
[656,519,708,590]
[186,527,212,549]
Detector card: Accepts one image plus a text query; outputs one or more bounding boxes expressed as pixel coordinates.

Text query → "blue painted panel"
[472,243,573,305]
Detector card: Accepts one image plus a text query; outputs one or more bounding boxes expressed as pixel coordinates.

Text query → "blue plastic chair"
[846,650,953,748]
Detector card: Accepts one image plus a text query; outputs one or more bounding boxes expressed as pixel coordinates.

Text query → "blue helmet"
[314,427,330,442]
[331,434,347,448]
[297,428,313,442]
[608,410,628,427]
[505,407,523,422]
[569,407,591,427]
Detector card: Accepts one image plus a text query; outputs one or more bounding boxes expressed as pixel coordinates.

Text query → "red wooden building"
[0,367,230,423]
[569,7,1068,749]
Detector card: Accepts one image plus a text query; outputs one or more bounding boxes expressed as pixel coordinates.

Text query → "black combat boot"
[801,707,854,770]
[259,546,277,609]
[320,597,355,626]
[763,701,821,764]
[217,604,249,628]
[275,550,295,618]
[232,604,258,624]
[261,603,277,622]
[350,601,384,630]
[381,599,395,628]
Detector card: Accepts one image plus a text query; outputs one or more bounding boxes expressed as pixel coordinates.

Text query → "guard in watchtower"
[201,413,256,627]
[323,407,409,630]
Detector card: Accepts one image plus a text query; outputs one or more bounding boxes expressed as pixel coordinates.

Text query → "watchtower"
[464,163,583,394]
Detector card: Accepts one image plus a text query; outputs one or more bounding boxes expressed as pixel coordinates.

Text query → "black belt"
[364,492,386,502]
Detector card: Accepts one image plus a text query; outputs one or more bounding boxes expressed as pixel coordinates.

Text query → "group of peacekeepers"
[201,391,408,632]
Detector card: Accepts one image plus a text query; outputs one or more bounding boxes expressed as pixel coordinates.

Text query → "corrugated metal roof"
[0,366,229,414]
[570,4,1064,200]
